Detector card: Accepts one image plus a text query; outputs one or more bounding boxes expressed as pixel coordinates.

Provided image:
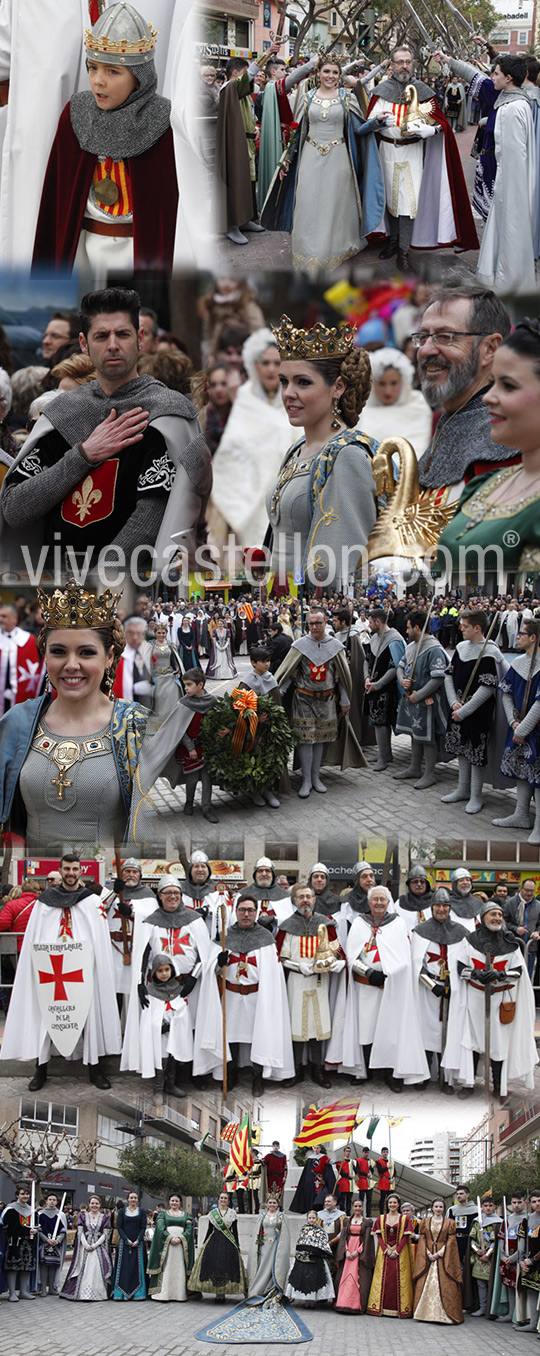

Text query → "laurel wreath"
[201,694,294,792]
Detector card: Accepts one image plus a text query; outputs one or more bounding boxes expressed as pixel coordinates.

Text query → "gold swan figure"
[366,436,455,564]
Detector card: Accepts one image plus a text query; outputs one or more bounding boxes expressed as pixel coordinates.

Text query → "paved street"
[0,1291,532,1354]
[213,125,482,279]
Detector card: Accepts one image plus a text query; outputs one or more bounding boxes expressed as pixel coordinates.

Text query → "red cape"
[366,94,478,252]
[32,103,178,275]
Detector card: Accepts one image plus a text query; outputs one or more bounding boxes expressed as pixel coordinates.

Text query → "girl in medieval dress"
[285,1209,334,1308]
[205,617,238,681]
[60,1197,112,1301]
[111,1191,148,1301]
[147,1195,194,1301]
[262,56,386,277]
[188,1191,246,1300]
[266,314,377,595]
[367,1194,415,1318]
[0,580,147,857]
[412,1198,464,1324]
[247,1197,291,1298]
[334,1197,376,1314]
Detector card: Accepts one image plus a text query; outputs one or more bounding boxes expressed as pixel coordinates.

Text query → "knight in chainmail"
[411,886,468,1089]
[276,882,345,1088]
[0,286,211,580]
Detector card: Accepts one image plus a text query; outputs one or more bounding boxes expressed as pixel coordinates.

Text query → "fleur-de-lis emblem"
[71,476,102,522]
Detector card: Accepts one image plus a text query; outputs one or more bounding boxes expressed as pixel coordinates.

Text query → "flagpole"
[220,903,228,1102]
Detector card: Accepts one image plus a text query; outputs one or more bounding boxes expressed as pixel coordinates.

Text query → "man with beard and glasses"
[411,885,469,1090]
[415,285,518,509]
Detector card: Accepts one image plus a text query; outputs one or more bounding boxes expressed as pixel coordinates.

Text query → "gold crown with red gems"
[37,581,121,629]
[271,314,355,361]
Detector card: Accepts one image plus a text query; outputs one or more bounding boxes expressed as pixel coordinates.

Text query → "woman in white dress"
[60,1196,112,1301]
[205,617,238,681]
[359,347,432,458]
[147,1194,194,1301]
[210,328,291,551]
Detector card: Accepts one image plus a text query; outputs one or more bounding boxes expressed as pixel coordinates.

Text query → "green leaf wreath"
[201,693,294,793]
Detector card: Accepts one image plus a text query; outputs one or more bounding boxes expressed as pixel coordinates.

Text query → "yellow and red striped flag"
[221,1122,239,1142]
[229,1113,253,1174]
[244,603,254,623]
[294,1099,360,1147]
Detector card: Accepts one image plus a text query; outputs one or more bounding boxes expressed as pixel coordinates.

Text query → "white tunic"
[0,891,121,1064]
[477,91,536,291]
[280,931,333,1041]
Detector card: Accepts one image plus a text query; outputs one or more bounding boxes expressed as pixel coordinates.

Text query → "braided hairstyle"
[500,317,540,378]
[38,620,126,694]
[316,349,372,427]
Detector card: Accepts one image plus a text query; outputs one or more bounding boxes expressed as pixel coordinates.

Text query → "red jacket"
[0,891,38,950]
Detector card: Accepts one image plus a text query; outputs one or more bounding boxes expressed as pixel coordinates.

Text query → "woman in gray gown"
[262,55,386,277]
[266,314,378,593]
[247,1197,291,1297]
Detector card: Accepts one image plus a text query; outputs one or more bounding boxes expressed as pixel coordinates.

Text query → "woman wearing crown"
[0,580,148,856]
[32,2,178,278]
[266,314,378,595]
[261,54,386,277]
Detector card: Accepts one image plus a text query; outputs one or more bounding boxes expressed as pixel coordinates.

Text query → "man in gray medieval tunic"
[395,608,448,788]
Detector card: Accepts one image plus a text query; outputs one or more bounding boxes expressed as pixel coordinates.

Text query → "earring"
[44,669,51,694]
[331,398,341,430]
[105,667,114,700]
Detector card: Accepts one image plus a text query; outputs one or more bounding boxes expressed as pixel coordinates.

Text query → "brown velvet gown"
[413,1217,464,1324]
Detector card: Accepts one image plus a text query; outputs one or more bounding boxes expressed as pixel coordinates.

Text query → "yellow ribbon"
[231,687,259,757]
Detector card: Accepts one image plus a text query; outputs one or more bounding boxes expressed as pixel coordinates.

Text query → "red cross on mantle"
[38,953,84,1001]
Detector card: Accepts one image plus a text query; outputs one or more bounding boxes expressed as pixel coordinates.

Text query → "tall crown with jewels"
[271,314,355,361]
[37,581,121,629]
[85,1,158,65]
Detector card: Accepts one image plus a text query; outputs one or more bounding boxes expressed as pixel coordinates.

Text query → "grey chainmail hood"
[418,391,518,489]
[71,57,171,159]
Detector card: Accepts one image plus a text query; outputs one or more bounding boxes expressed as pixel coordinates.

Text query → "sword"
[445,0,475,35]
[401,0,437,51]
[438,978,450,1089]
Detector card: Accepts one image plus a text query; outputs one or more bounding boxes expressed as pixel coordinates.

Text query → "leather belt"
[110,930,131,942]
[83,216,133,238]
[296,687,334,699]
[0,80,9,107]
[468,980,513,994]
[380,134,422,145]
[225,980,259,994]
[353,972,372,986]
[306,136,345,155]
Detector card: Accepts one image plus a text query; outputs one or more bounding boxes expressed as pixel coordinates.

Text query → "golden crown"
[37,581,121,629]
[84,25,158,56]
[271,314,355,361]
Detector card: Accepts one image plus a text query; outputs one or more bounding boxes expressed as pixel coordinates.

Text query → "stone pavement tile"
[0,1297,530,1355]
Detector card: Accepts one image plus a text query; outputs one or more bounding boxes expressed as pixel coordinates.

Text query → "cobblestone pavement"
[135,652,531,855]
[0,1291,532,1355]
[213,126,482,278]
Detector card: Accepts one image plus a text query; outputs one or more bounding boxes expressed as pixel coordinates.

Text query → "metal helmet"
[85,2,158,67]
[431,886,451,908]
[354,860,372,877]
[122,857,141,875]
[451,868,472,882]
[310,862,329,877]
[254,857,274,872]
[191,851,210,866]
[406,864,429,885]
[157,875,181,894]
